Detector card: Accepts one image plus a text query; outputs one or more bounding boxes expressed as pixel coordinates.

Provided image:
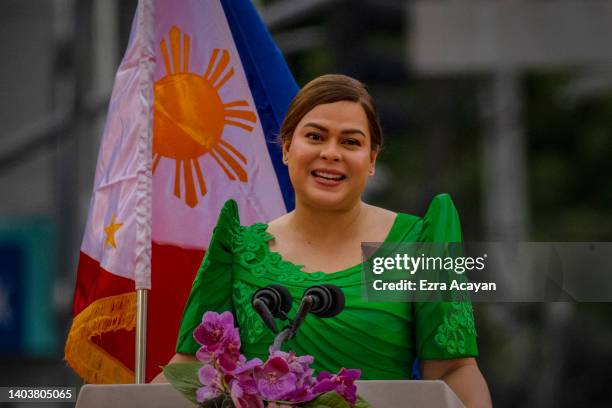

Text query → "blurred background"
[1,0,612,406]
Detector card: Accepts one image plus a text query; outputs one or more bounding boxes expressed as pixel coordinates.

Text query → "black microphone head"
[251,284,292,317]
[304,284,345,318]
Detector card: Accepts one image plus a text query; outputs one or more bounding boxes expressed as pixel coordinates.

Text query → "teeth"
[313,171,344,180]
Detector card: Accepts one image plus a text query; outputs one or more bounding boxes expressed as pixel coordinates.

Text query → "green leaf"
[302,391,351,408]
[162,362,204,405]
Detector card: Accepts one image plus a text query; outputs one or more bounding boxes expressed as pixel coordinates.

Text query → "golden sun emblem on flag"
[153,26,257,208]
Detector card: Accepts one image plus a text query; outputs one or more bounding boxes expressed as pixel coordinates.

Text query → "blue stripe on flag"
[221,0,298,211]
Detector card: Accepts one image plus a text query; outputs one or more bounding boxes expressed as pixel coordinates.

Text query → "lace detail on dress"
[232,223,327,283]
[232,280,266,344]
[434,302,477,354]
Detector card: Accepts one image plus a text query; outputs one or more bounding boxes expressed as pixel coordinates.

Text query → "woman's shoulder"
[374,193,461,242]
[423,193,458,218]
[208,199,273,256]
[214,199,272,229]
[419,193,462,242]
[211,199,271,241]
[214,199,241,231]
[391,193,459,221]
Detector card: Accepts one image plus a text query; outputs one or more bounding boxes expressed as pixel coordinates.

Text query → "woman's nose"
[320,143,341,161]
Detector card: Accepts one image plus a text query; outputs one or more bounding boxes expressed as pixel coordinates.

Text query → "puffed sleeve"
[414,194,479,360]
[175,199,240,354]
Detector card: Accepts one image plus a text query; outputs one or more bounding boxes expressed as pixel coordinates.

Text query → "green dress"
[176,194,478,380]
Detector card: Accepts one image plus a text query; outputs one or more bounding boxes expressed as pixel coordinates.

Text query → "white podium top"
[76,381,464,408]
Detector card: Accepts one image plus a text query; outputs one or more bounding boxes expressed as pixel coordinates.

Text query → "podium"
[75,381,464,407]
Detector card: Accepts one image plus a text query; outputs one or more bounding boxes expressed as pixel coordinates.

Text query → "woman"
[157,74,491,407]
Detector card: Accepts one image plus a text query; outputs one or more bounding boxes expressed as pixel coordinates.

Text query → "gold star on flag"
[104,214,123,249]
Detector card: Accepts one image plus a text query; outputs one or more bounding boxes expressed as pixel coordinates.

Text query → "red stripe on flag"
[72,243,204,382]
[146,241,204,381]
[72,251,135,316]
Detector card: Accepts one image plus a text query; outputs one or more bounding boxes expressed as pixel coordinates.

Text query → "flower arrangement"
[164,311,372,408]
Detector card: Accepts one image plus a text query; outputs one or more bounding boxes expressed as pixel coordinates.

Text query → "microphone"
[289,284,345,338]
[251,284,292,333]
[303,284,345,318]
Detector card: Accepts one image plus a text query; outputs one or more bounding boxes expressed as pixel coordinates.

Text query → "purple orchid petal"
[192,324,209,347]
[194,311,236,353]
[230,380,264,408]
[312,378,334,394]
[296,354,314,365]
[231,358,263,375]
[263,356,290,376]
[287,384,316,403]
[198,365,218,386]
[257,372,297,400]
[295,368,315,390]
[253,356,299,400]
[230,381,244,399]
[338,368,361,382]
[233,393,264,408]
[219,311,235,327]
[316,371,333,382]
[196,385,220,403]
[218,328,243,372]
[226,357,262,397]
[195,347,212,363]
[233,375,258,396]
[313,368,361,405]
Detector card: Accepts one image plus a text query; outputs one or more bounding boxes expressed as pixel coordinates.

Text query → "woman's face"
[283,100,378,211]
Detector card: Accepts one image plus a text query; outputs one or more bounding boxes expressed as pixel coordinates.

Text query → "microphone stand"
[271,295,314,351]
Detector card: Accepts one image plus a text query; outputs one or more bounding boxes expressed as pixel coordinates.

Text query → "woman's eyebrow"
[304,123,366,137]
[341,129,366,137]
[304,123,328,132]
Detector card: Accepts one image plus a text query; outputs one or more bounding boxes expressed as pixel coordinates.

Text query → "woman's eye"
[343,138,361,146]
[306,133,322,141]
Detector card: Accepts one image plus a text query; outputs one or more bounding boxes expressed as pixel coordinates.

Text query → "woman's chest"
[269,239,364,274]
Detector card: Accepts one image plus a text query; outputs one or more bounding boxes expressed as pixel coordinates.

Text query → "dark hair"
[279,74,382,151]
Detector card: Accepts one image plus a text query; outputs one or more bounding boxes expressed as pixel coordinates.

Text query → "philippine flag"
[65,0,297,383]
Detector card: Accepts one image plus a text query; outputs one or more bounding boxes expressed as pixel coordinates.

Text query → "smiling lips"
[311,169,346,186]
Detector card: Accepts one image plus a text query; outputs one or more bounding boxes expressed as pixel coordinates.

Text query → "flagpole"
[135,289,148,383]
[134,0,154,385]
